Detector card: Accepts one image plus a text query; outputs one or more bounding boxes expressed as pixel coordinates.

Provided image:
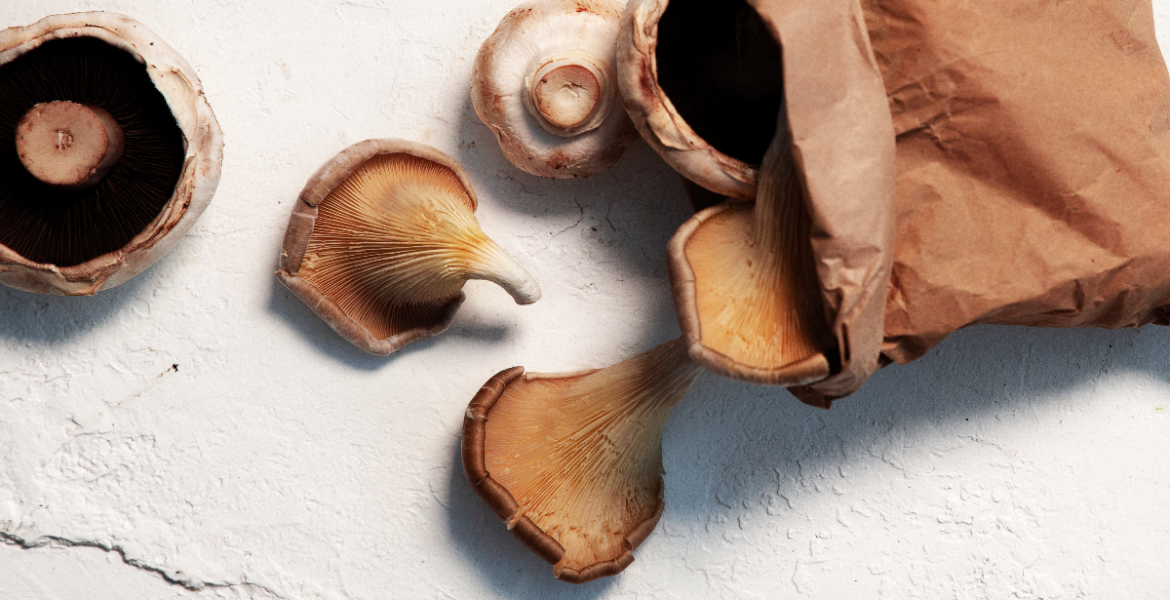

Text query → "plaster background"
[2,1,1170,598]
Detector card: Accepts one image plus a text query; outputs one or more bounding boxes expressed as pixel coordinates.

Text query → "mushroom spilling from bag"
[277,139,541,355]
[668,125,834,386]
[462,338,702,583]
[464,0,1170,581]
[471,0,637,178]
[0,12,223,296]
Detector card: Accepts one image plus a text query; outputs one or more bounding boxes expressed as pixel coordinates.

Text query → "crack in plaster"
[0,531,287,599]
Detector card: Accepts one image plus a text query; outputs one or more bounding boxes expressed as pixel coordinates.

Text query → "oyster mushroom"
[471,0,637,178]
[463,338,702,583]
[277,139,540,355]
[0,13,223,296]
[668,123,831,386]
[616,0,782,198]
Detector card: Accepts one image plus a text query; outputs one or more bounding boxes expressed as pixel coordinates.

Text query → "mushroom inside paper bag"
[624,0,1170,406]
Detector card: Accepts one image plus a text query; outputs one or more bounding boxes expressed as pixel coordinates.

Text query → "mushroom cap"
[277,139,539,356]
[463,339,701,583]
[616,0,784,199]
[15,101,125,189]
[472,0,638,179]
[0,12,223,296]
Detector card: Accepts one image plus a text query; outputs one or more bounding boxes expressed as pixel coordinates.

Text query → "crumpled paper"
[749,0,1170,405]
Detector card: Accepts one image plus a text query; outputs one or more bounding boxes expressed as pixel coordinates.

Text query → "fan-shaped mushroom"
[669,125,831,385]
[463,338,701,583]
[617,0,782,198]
[471,0,637,179]
[277,139,540,355]
[0,13,223,295]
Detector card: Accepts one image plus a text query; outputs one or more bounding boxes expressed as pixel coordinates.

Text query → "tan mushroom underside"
[669,130,830,385]
[297,153,478,341]
[278,139,539,356]
[464,339,702,583]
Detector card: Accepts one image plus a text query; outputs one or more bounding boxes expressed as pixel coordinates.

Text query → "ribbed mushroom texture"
[0,14,222,295]
[669,124,831,385]
[463,338,703,583]
[277,139,540,355]
[617,0,783,198]
[472,0,637,178]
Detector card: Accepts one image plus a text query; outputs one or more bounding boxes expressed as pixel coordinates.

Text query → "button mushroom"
[471,0,637,179]
[462,338,702,583]
[0,13,223,295]
[616,0,783,198]
[277,139,541,355]
[669,123,832,385]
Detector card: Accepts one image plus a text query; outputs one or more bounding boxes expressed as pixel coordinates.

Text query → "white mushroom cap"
[472,0,637,179]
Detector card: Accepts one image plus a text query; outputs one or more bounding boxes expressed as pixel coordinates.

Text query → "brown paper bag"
[765,0,1170,405]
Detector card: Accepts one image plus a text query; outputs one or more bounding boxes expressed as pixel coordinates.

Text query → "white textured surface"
[3,1,1170,598]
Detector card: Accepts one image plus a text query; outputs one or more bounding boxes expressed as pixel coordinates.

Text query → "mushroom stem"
[15,101,125,190]
[722,127,827,367]
[464,238,542,305]
[464,338,702,583]
[525,51,611,137]
[751,127,815,276]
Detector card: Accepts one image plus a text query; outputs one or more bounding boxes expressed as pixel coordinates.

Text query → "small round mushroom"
[616,0,784,198]
[462,338,702,583]
[0,13,223,295]
[471,0,637,179]
[277,139,541,356]
[668,125,831,385]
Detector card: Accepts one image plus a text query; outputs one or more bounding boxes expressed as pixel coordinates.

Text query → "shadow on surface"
[453,99,693,282]
[265,275,514,372]
[0,257,156,345]
[663,323,1170,518]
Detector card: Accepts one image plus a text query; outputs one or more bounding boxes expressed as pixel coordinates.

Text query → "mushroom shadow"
[453,98,694,282]
[453,103,589,220]
[0,255,157,344]
[661,323,1170,521]
[265,275,516,371]
[442,434,620,598]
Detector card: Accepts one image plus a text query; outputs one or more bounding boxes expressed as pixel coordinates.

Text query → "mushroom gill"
[278,139,540,355]
[463,338,702,583]
[669,125,831,385]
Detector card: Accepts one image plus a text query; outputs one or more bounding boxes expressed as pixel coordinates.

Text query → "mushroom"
[471,0,637,179]
[277,139,541,355]
[0,12,223,295]
[463,338,702,583]
[616,0,782,198]
[668,122,832,386]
